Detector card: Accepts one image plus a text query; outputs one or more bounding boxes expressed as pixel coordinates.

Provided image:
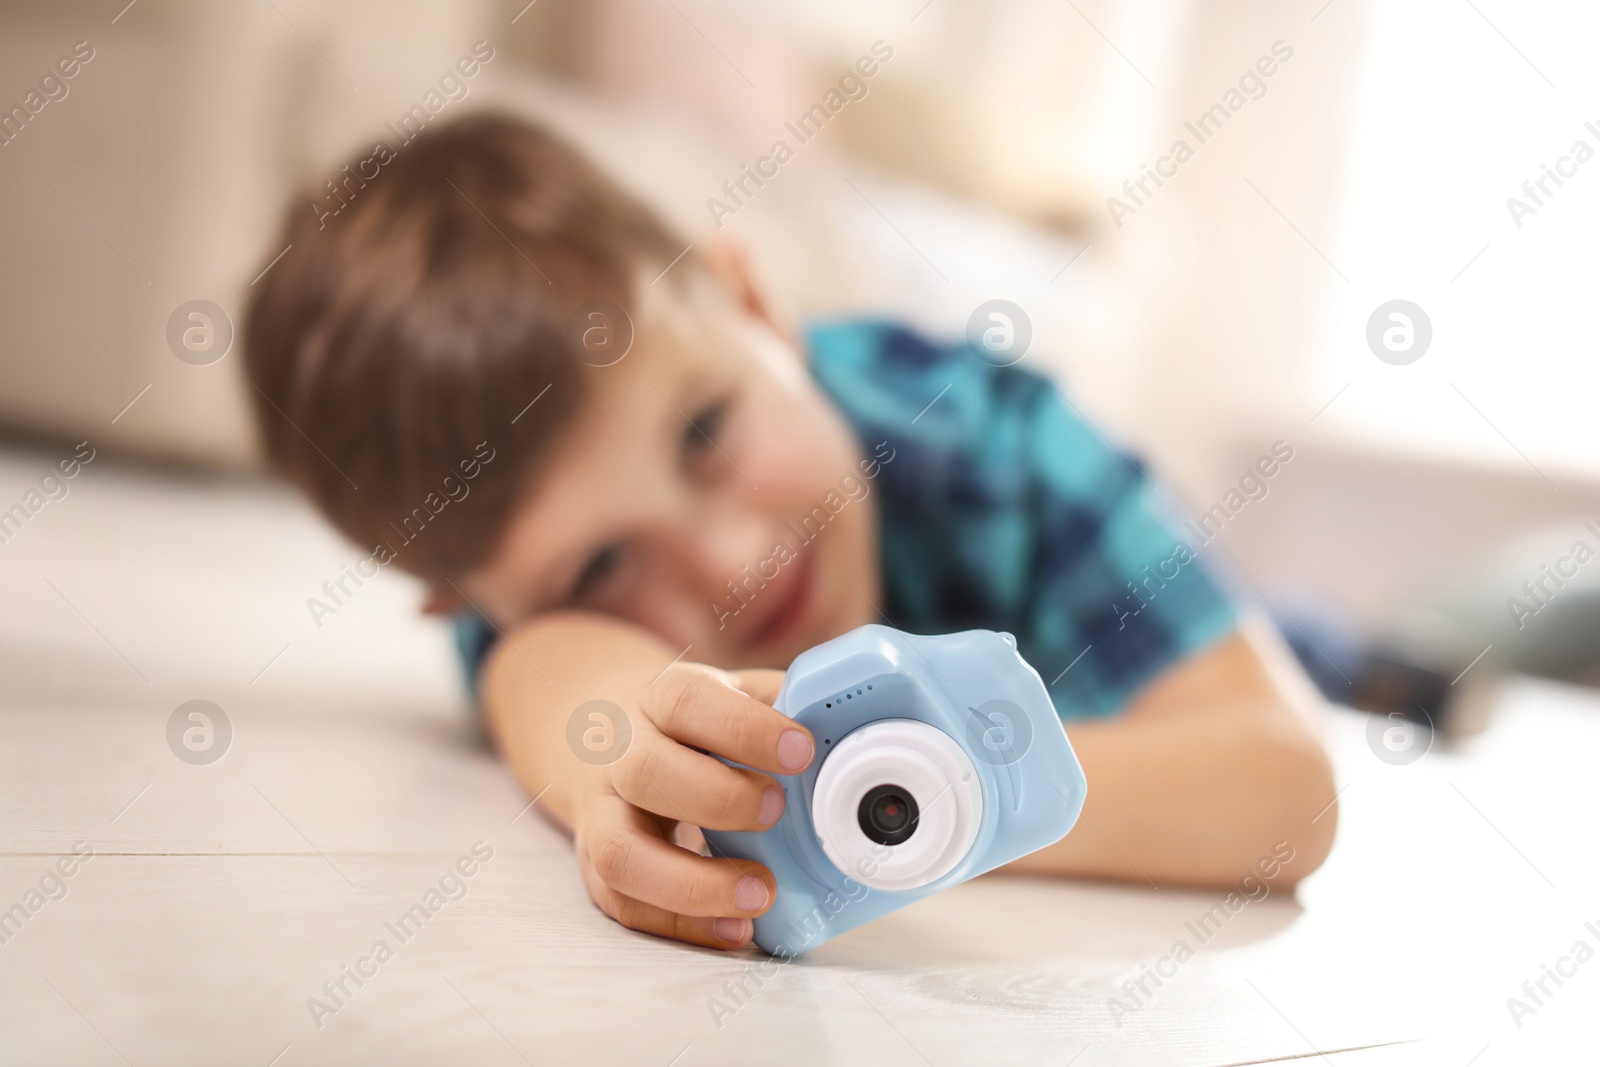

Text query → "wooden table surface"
[0,451,1595,1066]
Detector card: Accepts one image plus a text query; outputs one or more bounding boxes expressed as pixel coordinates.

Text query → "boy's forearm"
[480,611,679,831]
[1010,705,1336,886]
[1008,624,1338,888]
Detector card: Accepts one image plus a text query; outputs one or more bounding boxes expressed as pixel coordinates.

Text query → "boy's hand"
[570,665,814,950]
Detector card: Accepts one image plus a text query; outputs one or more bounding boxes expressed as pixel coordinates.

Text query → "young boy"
[246,113,1336,952]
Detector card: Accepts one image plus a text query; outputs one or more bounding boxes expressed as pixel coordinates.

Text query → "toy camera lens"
[811,719,983,891]
[858,785,920,847]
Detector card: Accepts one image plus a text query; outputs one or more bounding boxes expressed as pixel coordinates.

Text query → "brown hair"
[245,112,688,585]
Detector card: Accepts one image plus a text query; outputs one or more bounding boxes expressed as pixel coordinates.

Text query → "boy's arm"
[480,611,813,950]
[1008,616,1339,887]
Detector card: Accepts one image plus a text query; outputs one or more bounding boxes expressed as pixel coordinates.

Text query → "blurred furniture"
[0,0,1362,487]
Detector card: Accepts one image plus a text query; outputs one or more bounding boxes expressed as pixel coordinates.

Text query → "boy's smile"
[739,546,816,647]
[455,261,881,671]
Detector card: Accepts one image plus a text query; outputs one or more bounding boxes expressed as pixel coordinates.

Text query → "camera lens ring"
[810,719,983,892]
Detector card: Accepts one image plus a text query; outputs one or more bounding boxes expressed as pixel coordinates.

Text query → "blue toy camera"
[704,624,1088,956]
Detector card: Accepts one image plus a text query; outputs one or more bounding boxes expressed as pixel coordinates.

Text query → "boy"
[246,113,1336,951]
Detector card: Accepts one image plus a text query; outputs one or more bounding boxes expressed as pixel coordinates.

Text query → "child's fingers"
[580,864,753,950]
[727,668,785,707]
[579,799,775,919]
[673,822,707,854]
[612,734,784,831]
[646,665,815,776]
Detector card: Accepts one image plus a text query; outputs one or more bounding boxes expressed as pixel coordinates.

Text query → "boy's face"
[455,264,881,671]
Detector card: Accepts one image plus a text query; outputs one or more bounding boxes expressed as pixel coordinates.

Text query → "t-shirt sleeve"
[451,610,498,701]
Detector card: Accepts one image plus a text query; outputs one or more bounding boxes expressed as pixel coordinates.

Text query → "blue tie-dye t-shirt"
[454,319,1237,719]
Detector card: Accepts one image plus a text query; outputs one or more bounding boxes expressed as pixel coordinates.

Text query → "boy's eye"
[684,400,727,457]
[571,543,623,600]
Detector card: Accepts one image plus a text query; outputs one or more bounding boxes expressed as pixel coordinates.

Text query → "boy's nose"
[680,509,776,597]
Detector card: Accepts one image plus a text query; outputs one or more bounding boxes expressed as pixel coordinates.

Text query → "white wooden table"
[1,449,1595,1065]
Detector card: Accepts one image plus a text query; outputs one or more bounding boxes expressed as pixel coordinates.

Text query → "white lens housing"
[810,719,983,892]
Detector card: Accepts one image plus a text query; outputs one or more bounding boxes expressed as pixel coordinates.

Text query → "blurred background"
[8,4,1600,1062]
[2,0,1599,716]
